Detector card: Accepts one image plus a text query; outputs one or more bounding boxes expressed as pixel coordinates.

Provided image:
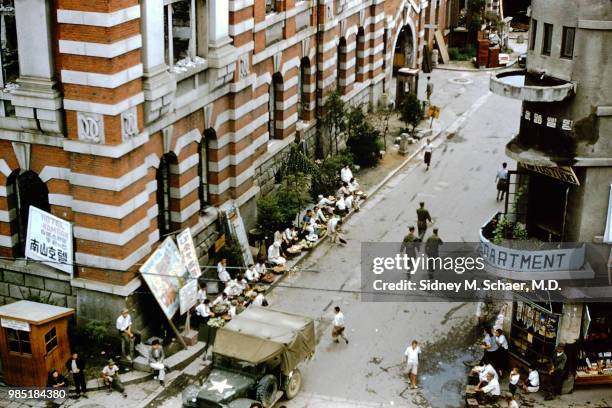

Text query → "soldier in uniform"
[425,228,443,279]
[416,202,433,240]
[400,226,420,275]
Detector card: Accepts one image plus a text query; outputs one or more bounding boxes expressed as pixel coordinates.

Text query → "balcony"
[479,212,592,280]
[490,70,575,102]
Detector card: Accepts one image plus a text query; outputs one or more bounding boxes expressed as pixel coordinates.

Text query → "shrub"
[256,194,284,241]
[276,173,312,225]
[310,152,354,199]
[82,320,109,343]
[399,93,424,136]
[347,124,383,168]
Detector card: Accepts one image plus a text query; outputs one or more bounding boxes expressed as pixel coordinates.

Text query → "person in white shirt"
[472,363,498,387]
[217,259,231,290]
[495,162,509,201]
[212,292,230,308]
[344,193,353,211]
[495,328,509,375]
[331,306,349,344]
[314,206,327,224]
[327,214,347,245]
[338,182,350,197]
[476,372,500,400]
[116,309,138,361]
[197,282,207,304]
[255,262,267,277]
[195,299,214,323]
[404,340,422,389]
[245,264,260,282]
[267,241,286,265]
[102,359,126,397]
[505,394,519,408]
[423,139,433,170]
[335,195,347,215]
[522,366,539,392]
[509,367,520,395]
[340,165,353,183]
[317,194,335,211]
[348,177,360,193]
[252,292,268,307]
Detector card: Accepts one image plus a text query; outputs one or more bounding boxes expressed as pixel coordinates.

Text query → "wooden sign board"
[521,163,580,186]
[428,105,441,119]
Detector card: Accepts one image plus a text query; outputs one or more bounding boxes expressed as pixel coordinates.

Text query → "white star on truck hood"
[208,379,233,394]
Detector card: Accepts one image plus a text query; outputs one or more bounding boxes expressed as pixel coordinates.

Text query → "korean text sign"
[25,207,73,274]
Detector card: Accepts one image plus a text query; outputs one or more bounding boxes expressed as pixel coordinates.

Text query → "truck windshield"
[213,354,262,376]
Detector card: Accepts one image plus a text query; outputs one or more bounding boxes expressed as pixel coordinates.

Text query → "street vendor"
[217,258,231,288]
[317,194,335,212]
[245,264,260,282]
[224,275,247,297]
[255,262,267,277]
[314,205,327,224]
[348,177,360,193]
[267,241,286,265]
[340,164,353,183]
[338,182,350,197]
[212,292,230,308]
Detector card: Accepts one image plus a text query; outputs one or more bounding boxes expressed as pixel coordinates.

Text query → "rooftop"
[490,69,575,102]
[0,300,74,324]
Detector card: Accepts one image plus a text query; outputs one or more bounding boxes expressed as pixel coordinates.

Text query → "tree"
[256,194,284,242]
[466,0,486,42]
[399,92,424,137]
[310,152,354,200]
[346,123,383,168]
[370,104,394,151]
[276,173,312,225]
[319,91,346,155]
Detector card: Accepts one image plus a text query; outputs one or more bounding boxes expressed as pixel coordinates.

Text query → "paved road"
[266,69,522,408]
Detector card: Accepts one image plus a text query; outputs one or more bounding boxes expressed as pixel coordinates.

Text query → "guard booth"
[0,301,74,387]
[395,68,419,108]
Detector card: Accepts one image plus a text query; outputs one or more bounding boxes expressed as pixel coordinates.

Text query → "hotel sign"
[521,163,580,186]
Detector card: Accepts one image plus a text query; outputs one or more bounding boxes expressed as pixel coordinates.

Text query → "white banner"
[1,318,30,332]
[179,279,198,315]
[176,228,201,278]
[25,206,73,274]
[605,184,612,243]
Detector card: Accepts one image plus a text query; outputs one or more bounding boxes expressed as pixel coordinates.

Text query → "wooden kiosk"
[0,300,74,387]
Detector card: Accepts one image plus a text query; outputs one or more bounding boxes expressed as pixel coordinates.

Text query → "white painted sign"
[179,279,198,315]
[25,207,73,274]
[1,318,30,332]
[176,228,202,278]
[605,184,612,243]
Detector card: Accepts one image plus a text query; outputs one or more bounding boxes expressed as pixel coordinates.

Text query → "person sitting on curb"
[101,359,127,397]
[475,372,500,403]
[522,365,540,393]
[148,339,166,387]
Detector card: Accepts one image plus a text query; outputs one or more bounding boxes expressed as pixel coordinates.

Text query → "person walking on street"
[65,352,87,398]
[327,213,347,245]
[423,139,434,170]
[116,308,138,361]
[149,339,166,387]
[416,202,432,240]
[548,344,567,399]
[495,162,509,201]
[424,228,443,279]
[400,226,420,275]
[332,306,349,344]
[404,339,421,389]
[101,359,127,397]
[426,76,434,103]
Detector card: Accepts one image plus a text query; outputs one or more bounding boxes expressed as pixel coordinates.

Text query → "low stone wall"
[0,264,75,308]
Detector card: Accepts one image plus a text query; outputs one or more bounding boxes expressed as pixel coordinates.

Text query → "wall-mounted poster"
[25,207,73,275]
[176,228,201,278]
[139,237,189,318]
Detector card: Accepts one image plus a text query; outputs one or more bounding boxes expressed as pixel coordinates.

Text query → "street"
[264,69,522,408]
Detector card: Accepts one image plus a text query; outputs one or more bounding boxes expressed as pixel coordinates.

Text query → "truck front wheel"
[256,374,278,407]
[284,369,302,400]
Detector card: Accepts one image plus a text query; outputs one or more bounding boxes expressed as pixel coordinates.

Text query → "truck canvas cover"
[214,306,315,374]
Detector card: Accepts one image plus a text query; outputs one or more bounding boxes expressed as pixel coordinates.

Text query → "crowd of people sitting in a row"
[267,165,366,265]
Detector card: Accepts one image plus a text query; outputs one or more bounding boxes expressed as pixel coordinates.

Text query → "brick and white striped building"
[0,0,448,324]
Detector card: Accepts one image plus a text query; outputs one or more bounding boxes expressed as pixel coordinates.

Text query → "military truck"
[182,307,315,408]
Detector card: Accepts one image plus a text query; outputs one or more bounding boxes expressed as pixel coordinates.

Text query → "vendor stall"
[575,303,612,386]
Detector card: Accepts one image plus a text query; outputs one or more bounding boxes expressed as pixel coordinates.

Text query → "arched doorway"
[394,25,415,71]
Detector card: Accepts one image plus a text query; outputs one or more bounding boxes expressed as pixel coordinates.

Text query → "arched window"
[356,28,365,82]
[156,153,178,238]
[198,129,213,208]
[8,170,50,256]
[269,73,283,139]
[337,37,346,92]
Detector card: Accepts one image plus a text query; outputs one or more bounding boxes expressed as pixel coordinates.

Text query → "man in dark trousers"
[66,351,87,398]
[400,226,420,275]
[548,344,567,399]
[425,229,443,279]
[495,162,509,201]
[416,202,432,240]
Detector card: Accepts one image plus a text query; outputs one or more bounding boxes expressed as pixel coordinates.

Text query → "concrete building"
[0,0,449,327]
[483,0,612,384]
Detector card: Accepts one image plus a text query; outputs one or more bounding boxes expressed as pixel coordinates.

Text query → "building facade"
[0,0,449,326]
[484,0,612,382]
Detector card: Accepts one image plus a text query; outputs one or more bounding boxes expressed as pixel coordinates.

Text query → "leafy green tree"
[399,92,424,137]
[319,91,346,155]
[346,122,383,168]
[310,152,354,199]
[256,194,284,241]
[276,173,312,225]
